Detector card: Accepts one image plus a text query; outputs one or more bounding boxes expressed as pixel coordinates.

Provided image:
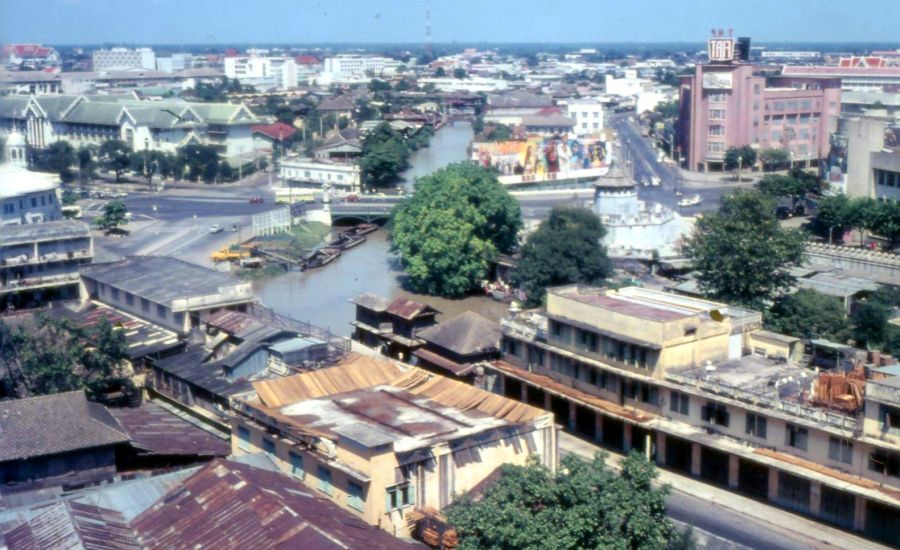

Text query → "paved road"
[606,113,740,216]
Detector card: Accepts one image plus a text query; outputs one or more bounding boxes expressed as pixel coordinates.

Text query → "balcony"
[1,249,92,267]
[1,272,81,294]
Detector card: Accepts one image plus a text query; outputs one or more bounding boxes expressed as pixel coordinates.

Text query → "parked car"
[209,224,224,234]
[346,194,360,203]
[651,177,661,187]
[775,206,793,219]
[249,196,264,204]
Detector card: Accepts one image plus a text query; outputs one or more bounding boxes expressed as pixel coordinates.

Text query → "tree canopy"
[685,190,806,308]
[758,148,790,171]
[814,194,900,248]
[360,122,411,189]
[513,206,612,307]
[446,453,692,550]
[766,289,851,342]
[757,172,818,207]
[99,140,132,182]
[724,146,757,180]
[852,288,900,352]
[97,200,128,232]
[0,315,130,400]
[392,163,522,297]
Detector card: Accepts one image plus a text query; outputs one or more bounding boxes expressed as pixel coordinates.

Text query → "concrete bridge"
[320,198,401,224]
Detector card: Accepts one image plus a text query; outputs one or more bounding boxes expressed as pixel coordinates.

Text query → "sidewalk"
[558,432,890,550]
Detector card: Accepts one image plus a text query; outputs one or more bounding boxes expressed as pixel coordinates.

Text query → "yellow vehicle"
[211,243,255,263]
[275,188,315,204]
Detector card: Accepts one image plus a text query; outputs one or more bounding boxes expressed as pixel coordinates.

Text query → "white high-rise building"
[318,55,401,84]
[92,47,156,72]
[224,55,298,89]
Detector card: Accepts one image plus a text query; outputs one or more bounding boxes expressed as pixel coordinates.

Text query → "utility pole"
[737,155,742,183]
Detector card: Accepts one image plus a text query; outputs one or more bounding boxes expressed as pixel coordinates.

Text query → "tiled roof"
[416,311,500,356]
[251,122,297,140]
[386,297,437,320]
[317,95,355,111]
[0,391,130,462]
[131,459,419,550]
[348,292,391,312]
[3,501,141,550]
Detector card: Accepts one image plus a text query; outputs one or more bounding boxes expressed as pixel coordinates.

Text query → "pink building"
[677,56,841,172]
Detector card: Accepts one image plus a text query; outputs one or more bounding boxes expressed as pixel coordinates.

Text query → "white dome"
[6,131,26,147]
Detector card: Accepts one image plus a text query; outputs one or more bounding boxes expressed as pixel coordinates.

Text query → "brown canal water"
[254,122,509,335]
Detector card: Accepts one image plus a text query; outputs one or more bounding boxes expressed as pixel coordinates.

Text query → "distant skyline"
[1,0,899,46]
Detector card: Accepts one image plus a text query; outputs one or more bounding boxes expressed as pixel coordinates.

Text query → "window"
[707,142,725,153]
[579,330,598,352]
[317,466,333,495]
[347,481,365,511]
[110,287,120,301]
[754,83,761,94]
[40,196,46,206]
[639,383,659,405]
[31,197,37,207]
[289,452,305,479]
[700,401,730,427]
[708,92,727,102]
[3,202,13,214]
[141,298,150,313]
[263,438,276,456]
[869,449,900,478]
[708,125,725,136]
[785,423,808,451]
[774,101,785,111]
[828,436,853,464]
[709,109,725,120]
[125,293,134,306]
[237,426,251,451]
[879,404,900,435]
[156,304,167,319]
[670,391,689,415]
[386,483,415,511]
[745,413,767,439]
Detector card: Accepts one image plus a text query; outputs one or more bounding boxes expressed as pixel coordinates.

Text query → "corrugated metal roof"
[386,297,438,321]
[108,402,229,457]
[254,353,403,407]
[3,501,141,550]
[131,459,419,550]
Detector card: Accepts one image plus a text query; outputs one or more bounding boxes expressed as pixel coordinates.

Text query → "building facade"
[677,39,842,172]
[281,157,361,193]
[488,285,900,544]
[231,354,557,539]
[565,99,605,136]
[824,111,900,200]
[92,48,156,72]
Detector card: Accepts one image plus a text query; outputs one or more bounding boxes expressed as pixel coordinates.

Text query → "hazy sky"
[1,0,898,45]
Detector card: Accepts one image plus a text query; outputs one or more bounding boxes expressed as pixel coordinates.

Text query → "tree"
[483,123,513,142]
[434,67,447,77]
[651,100,679,121]
[453,67,467,79]
[759,148,790,171]
[757,173,816,209]
[847,196,880,246]
[446,453,691,550]
[77,145,97,185]
[872,200,900,250]
[766,289,851,342]
[360,122,411,189]
[685,190,806,309]
[852,288,900,351]
[176,143,222,182]
[0,315,130,400]
[130,149,170,188]
[392,163,522,297]
[99,140,132,182]
[513,206,612,307]
[723,146,757,181]
[814,194,852,242]
[44,141,77,183]
[97,200,127,232]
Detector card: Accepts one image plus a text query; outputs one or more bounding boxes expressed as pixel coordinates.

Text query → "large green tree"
[759,148,790,171]
[766,289,851,342]
[513,206,612,307]
[724,146,757,181]
[446,453,692,550]
[852,288,900,352]
[757,173,817,208]
[360,122,411,189]
[392,163,521,297]
[0,316,129,399]
[685,190,806,308]
[42,141,77,183]
[99,139,132,182]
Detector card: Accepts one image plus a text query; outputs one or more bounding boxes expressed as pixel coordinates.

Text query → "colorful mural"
[473,136,607,177]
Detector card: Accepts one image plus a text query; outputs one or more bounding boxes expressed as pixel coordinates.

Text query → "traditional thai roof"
[416,311,500,357]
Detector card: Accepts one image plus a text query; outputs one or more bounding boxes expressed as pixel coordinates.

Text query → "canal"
[255,121,509,335]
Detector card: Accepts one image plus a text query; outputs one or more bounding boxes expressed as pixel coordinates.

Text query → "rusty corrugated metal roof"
[108,402,230,458]
[386,297,438,321]
[4,501,141,550]
[131,459,419,550]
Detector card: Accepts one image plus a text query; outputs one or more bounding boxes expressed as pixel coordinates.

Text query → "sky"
[1,0,898,46]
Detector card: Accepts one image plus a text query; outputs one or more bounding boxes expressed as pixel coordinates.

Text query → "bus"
[61,205,83,219]
[275,188,315,204]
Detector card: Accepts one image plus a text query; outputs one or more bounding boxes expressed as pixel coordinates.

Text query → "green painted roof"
[0,96,30,119]
[64,101,124,126]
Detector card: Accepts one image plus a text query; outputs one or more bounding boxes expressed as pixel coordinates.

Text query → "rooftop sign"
[708,38,736,63]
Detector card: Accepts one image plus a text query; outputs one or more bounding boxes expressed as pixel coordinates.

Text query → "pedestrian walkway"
[558,432,891,550]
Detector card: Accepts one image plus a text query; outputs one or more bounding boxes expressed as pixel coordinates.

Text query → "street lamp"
[828,225,836,245]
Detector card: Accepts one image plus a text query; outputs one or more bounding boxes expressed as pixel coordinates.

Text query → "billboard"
[702,71,733,89]
[708,38,736,63]
[472,136,607,178]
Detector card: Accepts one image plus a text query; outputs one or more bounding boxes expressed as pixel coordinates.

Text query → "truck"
[211,243,256,263]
